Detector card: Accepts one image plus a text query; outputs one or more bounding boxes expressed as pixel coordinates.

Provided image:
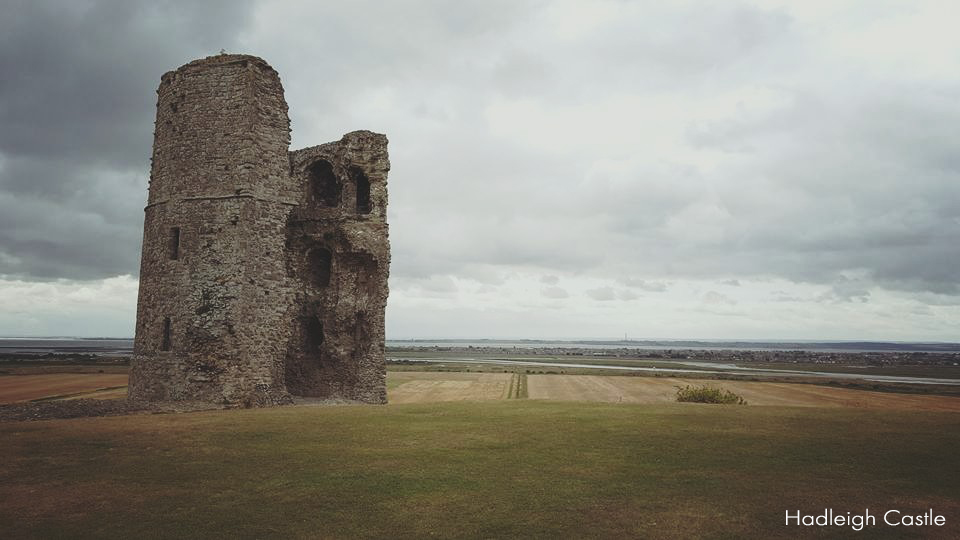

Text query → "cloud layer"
[2,0,958,338]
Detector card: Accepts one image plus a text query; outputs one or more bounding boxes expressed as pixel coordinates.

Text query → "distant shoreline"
[386,339,960,353]
[2,337,959,354]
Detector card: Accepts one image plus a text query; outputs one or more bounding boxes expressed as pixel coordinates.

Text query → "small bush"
[675,385,747,405]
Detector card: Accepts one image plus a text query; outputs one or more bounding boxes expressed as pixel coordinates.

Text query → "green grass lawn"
[1,401,958,538]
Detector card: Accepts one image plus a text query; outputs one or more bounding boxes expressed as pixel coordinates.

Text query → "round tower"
[130,54,295,404]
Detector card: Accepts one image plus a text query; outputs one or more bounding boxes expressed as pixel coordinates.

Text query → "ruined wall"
[285,131,390,403]
[130,54,388,406]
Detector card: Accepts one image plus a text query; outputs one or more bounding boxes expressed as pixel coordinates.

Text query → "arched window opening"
[161,317,172,351]
[351,166,371,214]
[304,316,324,355]
[307,159,340,207]
[307,247,332,288]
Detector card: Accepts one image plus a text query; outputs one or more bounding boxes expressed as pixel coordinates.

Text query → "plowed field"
[0,374,128,403]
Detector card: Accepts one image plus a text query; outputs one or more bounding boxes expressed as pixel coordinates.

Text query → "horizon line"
[2,335,959,345]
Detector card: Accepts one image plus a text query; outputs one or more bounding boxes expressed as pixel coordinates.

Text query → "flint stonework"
[129,54,390,406]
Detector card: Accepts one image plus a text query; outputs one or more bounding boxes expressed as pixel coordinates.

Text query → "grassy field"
[740,362,960,379]
[1,401,957,538]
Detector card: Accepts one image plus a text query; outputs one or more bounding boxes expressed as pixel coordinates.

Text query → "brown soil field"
[387,372,512,403]
[527,374,960,411]
[0,365,129,375]
[0,374,129,404]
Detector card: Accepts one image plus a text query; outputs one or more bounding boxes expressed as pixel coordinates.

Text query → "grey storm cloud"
[0,0,255,279]
[681,87,960,295]
[2,0,959,309]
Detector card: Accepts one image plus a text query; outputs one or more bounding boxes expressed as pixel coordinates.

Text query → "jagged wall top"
[159,54,281,86]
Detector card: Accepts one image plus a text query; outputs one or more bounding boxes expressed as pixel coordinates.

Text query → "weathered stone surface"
[130,54,389,406]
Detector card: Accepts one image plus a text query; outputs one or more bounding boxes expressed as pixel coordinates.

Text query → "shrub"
[675,384,747,405]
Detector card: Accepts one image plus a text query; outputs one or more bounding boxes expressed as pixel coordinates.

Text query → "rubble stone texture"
[130,54,390,406]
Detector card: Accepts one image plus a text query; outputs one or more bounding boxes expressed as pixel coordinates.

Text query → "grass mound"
[675,384,747,405]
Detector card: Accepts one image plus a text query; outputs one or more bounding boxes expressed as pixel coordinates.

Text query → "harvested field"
[387,371,512,403]
[527,374,960,411]
[4,371,959,412]
[0,374,128,404]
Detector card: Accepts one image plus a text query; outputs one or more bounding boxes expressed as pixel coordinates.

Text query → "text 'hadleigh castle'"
[130,54,390,406]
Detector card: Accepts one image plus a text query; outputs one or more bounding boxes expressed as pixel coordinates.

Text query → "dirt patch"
[0,399,145,422]
[388,372,512,403]
[527,375,960,411]
[61,387,129,400]
[0,398,226,422]
[0,374,129,403]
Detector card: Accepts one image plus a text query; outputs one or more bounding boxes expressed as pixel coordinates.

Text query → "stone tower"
[130,54,389,405]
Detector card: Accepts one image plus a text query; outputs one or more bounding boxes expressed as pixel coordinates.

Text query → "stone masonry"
[129,54,390,406]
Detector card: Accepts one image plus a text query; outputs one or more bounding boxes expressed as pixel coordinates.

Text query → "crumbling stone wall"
[130,54,389,405]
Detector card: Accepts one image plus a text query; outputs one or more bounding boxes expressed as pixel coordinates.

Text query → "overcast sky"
[1,0,959,340]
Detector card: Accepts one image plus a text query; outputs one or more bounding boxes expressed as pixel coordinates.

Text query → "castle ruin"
[129,54,390,406]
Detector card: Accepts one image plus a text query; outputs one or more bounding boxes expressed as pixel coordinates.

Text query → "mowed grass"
[2,402,959,539]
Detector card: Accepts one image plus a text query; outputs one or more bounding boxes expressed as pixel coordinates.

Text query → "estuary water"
[0,338,133,355]
[3,338,956,386]
[390,357,960,386]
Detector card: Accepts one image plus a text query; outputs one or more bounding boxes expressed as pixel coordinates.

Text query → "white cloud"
[586,287,616,301]
[540,286,569,299]
[0,275,138,336]
[703,291,737,306]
